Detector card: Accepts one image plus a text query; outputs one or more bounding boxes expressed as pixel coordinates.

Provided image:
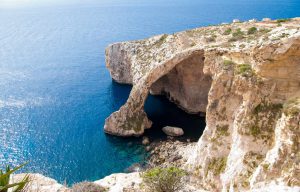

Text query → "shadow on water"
[110,81,132,111]
[106,81,146,147]
[144,95,206,142]
[104,81,206,172]
[109,80,206,142]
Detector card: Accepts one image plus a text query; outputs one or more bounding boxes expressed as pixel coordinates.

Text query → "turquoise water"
[0,0,299,184]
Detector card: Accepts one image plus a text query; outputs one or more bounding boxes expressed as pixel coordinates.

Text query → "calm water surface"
[0,0,299,184]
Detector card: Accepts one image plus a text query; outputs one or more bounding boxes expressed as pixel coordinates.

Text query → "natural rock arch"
[104,48,212,136]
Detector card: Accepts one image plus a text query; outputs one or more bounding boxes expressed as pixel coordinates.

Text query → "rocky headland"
[14,18,300,192]
[103,17,300,191]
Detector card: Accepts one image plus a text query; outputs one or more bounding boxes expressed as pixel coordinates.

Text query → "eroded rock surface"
[162,126,184,136]
[105,18,300,191]
[11,174,68,192]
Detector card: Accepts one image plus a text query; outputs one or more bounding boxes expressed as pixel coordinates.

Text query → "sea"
[0,0,299,184]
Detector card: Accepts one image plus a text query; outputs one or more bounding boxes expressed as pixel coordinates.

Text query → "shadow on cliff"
[108,81,205,141]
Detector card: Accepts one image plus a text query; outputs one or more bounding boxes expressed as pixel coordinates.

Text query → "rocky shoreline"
[104,17,300,191]
[147,139,196,168]
[11,17,300,192]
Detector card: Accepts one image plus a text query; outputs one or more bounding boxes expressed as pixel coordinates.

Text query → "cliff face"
[105,18,300,191]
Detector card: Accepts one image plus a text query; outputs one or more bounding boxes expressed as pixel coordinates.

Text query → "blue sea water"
[0,0,299,184]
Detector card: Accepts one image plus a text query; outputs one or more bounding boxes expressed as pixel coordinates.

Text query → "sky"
[0,0,117,8]
[0,0,182,9]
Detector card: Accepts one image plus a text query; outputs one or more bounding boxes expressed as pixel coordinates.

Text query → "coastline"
[10,17,300,192]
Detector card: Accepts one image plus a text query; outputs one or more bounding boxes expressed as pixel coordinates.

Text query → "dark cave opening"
[143,51,211,142]
[144,94,206,142]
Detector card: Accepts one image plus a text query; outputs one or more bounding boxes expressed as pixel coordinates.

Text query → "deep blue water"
[0,0,299,184]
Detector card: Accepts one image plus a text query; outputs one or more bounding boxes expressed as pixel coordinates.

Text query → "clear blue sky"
[0,0,175,8]
[1,0,298,9]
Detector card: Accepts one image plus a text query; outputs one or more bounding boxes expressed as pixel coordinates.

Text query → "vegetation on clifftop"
[141,167,186,192]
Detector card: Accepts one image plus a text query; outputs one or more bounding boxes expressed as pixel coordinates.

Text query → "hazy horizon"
[1,0,299,9]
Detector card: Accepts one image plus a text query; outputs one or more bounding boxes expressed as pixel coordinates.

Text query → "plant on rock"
[235,64,255,77]
[247,27,257,35]
[141,167,187,192]
[0,163,29,192]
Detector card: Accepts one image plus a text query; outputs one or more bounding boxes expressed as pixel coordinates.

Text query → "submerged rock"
[142,136,150,145]
[162,126,184,136]
[145,145,151,151]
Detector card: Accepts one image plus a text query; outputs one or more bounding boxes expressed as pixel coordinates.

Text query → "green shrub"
[207,157,227,175]
[247,27,257,35]
[154,34,168,47]
[277,18,291,23]
[259,28,271,33]
[206,34,217,42]
[71,182,107,192]
[223,60,235,70]
[216,125,229,136]
[0,163,29,192]
[249,126,261,137]
[141,167,186,192]
[229,28,245,42]
[235,64,254,77]
[254,103,283,114]
[233,28,244,36]
[223,28,232,35]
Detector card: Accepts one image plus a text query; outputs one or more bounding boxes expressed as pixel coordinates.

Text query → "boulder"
[162,126,184,137]
[142,136,150,145]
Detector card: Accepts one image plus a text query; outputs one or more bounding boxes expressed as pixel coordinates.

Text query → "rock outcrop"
[162,126,184,136]
[11,174,68,192]
[105,18,300,191]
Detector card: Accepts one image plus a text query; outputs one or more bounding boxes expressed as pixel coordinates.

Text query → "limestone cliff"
[105,18,300,191]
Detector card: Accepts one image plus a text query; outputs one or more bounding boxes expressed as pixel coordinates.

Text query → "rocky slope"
[104,18,300,191]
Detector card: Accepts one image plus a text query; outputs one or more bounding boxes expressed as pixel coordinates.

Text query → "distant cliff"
[104,18,300,191]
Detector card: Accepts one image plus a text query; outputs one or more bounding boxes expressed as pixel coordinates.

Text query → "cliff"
[104,18,300,191]
[12,18,300,192]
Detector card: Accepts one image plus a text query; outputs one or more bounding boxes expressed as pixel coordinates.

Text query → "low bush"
[223,60,235,70]
[207,157,227,176]
[223,28,232,35]
[141,167,186,192]
[228,28,245,42]
[277,18,291,23]
[206,35,216,42]
[247,27,257,35]
[235,64,254,77]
